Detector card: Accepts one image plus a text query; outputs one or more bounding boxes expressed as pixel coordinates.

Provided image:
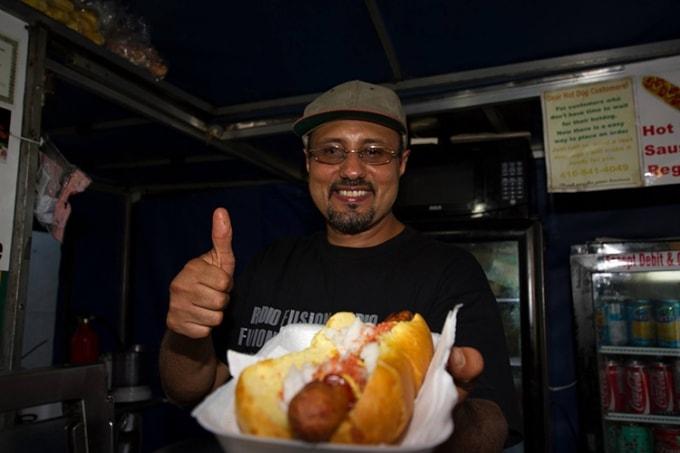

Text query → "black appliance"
[396,136,532,219]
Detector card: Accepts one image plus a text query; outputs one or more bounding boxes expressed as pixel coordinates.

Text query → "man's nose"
[338,151,367,179]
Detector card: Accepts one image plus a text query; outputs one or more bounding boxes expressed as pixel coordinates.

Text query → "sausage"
[384,310,414,323]
[287,377,353,442]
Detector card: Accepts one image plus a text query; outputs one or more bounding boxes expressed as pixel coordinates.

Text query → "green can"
[618,424,653,453]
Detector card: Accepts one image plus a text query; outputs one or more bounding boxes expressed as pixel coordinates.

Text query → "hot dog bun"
[234,311,434,444]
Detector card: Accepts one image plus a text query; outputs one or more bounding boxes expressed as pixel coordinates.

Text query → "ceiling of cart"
[34,0,680,189]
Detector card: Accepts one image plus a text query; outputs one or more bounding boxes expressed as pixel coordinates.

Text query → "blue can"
[655,299,680,348]
[629,300,656,347]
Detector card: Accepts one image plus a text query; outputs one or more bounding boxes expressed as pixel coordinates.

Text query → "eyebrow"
[310,136,396,147]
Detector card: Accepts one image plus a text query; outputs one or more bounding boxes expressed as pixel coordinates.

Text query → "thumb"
[448,346,484,383]
[209,207,235,273]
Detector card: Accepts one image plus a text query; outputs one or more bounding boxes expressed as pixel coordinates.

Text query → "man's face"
[305,119,409,235]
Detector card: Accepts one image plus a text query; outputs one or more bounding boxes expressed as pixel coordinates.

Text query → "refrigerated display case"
[409,218,549,453]
[571,240,680,452]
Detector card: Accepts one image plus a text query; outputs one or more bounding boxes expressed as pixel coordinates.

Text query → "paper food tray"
[193,308,461,453]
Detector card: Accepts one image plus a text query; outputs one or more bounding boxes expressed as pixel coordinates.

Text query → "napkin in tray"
[193,306,462,450]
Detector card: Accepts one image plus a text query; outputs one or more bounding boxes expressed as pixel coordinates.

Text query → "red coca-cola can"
[650,361,675,414]
[602,359,626,412]
[625,360,651,414]
[653,425,680,452]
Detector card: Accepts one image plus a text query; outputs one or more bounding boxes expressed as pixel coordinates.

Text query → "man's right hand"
[167,207,235,339]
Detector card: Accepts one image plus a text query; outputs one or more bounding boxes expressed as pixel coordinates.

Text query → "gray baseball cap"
[293,80,407,137]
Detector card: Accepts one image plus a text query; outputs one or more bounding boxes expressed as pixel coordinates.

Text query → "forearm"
[435,398,508,453]
[159,329,230,407]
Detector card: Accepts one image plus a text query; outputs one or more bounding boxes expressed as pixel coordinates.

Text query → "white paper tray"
[193,308,461,453]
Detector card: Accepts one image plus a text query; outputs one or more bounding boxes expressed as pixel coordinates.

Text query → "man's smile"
[330,181,374,204]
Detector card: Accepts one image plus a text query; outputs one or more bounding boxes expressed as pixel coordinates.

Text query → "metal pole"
[364,0,403,82]
[118,192,135,348]
[2,25,47,372]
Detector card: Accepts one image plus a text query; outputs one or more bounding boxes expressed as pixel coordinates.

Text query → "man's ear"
[399,148,410,176]
[304,150,310,173]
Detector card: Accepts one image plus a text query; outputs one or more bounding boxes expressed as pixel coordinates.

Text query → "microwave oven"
[395,136,532,220]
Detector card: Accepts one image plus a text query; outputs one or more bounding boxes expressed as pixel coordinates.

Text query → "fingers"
[170,261,230,310]
[168,263,230,338]
[447,347,484,401]
[209,208,235,274]
[167,304,225,339]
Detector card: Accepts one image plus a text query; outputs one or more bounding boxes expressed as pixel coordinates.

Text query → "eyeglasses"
[306,145,400,166]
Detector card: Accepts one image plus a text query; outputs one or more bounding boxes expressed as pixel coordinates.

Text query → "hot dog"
[642,75,680,110]
[234,311,434,444]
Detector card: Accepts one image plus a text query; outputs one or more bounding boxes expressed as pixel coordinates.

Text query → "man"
[159,80,521,452]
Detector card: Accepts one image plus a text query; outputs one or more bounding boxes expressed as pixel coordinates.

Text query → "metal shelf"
[599,345,680,356]
[605,412,680,425]
[496,298,520,303]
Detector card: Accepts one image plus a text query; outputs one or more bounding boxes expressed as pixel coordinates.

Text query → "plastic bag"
[85,0,168,79]
[35,137,92,242]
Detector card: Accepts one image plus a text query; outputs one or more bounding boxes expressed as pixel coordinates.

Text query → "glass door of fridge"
[457,241,523,408]
[593,270,680,452]
[413,218,548,453]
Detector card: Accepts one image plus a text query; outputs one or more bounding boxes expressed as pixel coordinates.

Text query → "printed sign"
[0,33,17,104]
[637,72,680,186]
[0,10,27,272]
[543,78,642,192]
[600,251,680,271]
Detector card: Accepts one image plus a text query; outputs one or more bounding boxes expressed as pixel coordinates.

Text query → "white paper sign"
[636,71,680,186]
[0,10,28,271]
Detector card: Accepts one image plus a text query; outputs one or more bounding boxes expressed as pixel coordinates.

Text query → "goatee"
[327,206,376,234]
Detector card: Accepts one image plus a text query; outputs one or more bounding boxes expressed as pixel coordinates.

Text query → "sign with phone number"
[543,78,642,192]
[560,163,630,179]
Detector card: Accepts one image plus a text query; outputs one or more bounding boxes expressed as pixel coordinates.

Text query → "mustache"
[329,178,375,193]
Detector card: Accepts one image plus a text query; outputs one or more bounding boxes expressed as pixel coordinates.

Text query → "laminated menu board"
[637,71,680,187]
[0,9,28,271]
[543,78,642,192]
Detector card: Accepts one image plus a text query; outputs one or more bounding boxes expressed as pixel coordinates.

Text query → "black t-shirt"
[214,226,522,445]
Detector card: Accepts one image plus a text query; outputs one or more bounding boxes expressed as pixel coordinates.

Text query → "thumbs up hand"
[167,208,235,339]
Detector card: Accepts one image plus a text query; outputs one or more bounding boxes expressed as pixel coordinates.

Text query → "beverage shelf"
[604,412,680,425]
[496,298,520,303]
[599,346,680,357]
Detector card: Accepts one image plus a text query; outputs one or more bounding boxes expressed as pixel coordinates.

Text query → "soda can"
[653,425,680,453]
[656,299,680,348]
[605,301,629,346]
[629,300,656,347]
[649,361,675,414]
[625,360,651,414]
[602,359,626,412]
[618,424,653,453]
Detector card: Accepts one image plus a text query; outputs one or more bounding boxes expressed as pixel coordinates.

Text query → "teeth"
[338,190,368,197]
